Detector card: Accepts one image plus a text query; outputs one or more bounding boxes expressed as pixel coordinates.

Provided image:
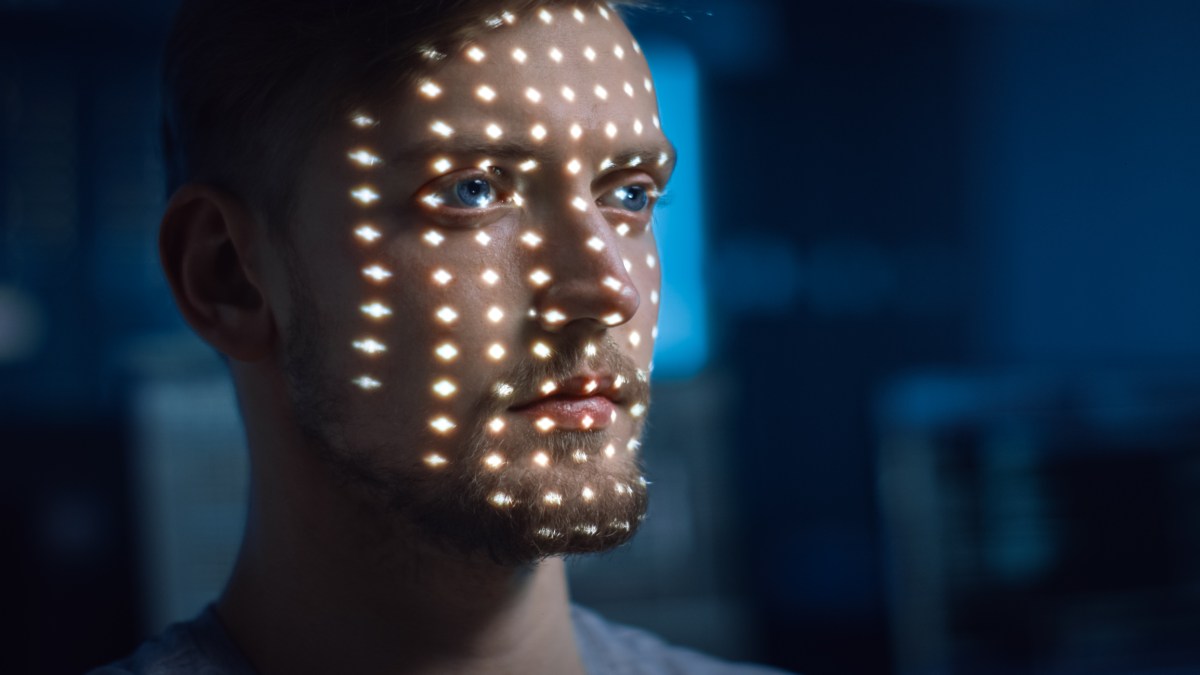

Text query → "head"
[160,0,675,566]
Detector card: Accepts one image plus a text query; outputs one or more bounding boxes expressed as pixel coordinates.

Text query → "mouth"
[509,373,626,431]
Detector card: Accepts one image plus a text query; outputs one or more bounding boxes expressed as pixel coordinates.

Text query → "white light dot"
[489,418,506,433]
[432,268,453,285]
[487,343,506,361]
[573,450,589,463]
[351,186,379,204]
[430,417,456,434]
[432,379,457,398]
[549,47,563,63]
[433,158,452,173]
[535,417,555,432]
[544,309,567,324]
[594,84,608,100]
[614,374,626,388]
[604,444,616,458]
[541,380,557,395]
[624,82,635,97]
[584,46,597,61]
[436,306,459,324]
[502,11,516,24]
[355,225,381,242]
[581,415,594,429]
[363,265,392,282]
[562,86,575,101]
[567,158,582,175]
[599,6,610,19]
[467,46,486,62]
[652,115,660,128]
[603,312,624,326]
[475,231,491,246]
[573,8,586,22]
[496,382,515,397]
[644,77,654,93]
[354,376,381,390]
[486,123,503,139]
[630,331,642,348]
[587,237,605,252]
[513,47,528,63]
[539,8,553,23]
[525,87,542,103]
[544,491,563,505]
[623,258,633,272]
[650,290,660,304]
[529,269,552,286]
[633,119,644,135]
[585,343,598,356]
[605,122,618,138]
[431,120,454,137]
[658,152,669,166]
[633,40,642,54]
[361,302,392,319]
[348,149,381,166]
[485,453,505,469]
[522,231,543,248]
[572,196,589,212]
[652,325,659,339]
[424,453,447,468]
[513,192,525,206]
[570,124,583,139]
[582,487,595,501]
[628,156,643,167]
[353,338,386,355]
[631,403,646,417]
[421,194,444,209]
[419,81,442,98]
[627,439,642,453]
[481,269,500,285]
[615,223,630,237]
[435,343,458,361]
[476,85,496,102]
[487,306,505,323]
[352,114,376,127]
[600,158,615,170]
[614,44,625,59]
[533,342,552,359]
[531,124,547,140]
[602,276,623,292]
[491,492,513,507]
[646,254,658,269]
[519,159,538,172]
[424,230,444,246]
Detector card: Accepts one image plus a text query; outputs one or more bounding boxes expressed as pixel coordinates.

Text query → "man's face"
[280,4,673,563]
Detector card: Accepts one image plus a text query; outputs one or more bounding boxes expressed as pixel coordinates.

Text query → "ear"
[159,184,276,362]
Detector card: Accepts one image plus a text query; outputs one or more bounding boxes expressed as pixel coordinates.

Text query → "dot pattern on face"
[342,7,666,544]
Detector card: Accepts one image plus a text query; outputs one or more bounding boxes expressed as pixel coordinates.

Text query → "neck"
[218,379,585,675]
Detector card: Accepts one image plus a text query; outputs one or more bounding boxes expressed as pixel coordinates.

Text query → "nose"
[531,208,640,334]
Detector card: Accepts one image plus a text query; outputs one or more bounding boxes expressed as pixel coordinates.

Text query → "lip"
[513,396,617,431]
[509,371,624,431]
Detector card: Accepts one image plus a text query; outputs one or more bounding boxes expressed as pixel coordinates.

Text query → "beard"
[280,266,651,566]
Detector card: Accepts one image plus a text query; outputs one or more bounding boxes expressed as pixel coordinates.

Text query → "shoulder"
[86,606,255,675]
[572,605,795,675]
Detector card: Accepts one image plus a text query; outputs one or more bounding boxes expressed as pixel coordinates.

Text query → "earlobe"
[160,184,276,362]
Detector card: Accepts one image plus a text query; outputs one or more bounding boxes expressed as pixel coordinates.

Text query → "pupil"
[622,186,647,210]
[457,179,492,206]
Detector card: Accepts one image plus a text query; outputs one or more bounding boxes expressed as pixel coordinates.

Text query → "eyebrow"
[390,137,678,172]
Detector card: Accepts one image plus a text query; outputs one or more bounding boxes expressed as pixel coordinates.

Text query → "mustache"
[485,334,650,409]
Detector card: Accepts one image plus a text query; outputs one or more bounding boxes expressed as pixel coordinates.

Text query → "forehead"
[388,5,664,160]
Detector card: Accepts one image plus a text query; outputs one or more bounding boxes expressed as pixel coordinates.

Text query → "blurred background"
[3,0,1200,673]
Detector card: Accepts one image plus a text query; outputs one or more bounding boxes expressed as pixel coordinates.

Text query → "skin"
[160,5,674,675]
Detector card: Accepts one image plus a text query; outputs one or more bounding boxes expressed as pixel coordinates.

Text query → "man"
[93,1,789,673]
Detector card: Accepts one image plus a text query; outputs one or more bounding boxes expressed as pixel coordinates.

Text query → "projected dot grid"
[341,4,671,549]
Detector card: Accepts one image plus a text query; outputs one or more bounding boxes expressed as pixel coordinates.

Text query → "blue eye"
[612,185,650,212]
[454,178,495,208]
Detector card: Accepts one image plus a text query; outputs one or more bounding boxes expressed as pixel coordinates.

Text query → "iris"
[455,178,494,207]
